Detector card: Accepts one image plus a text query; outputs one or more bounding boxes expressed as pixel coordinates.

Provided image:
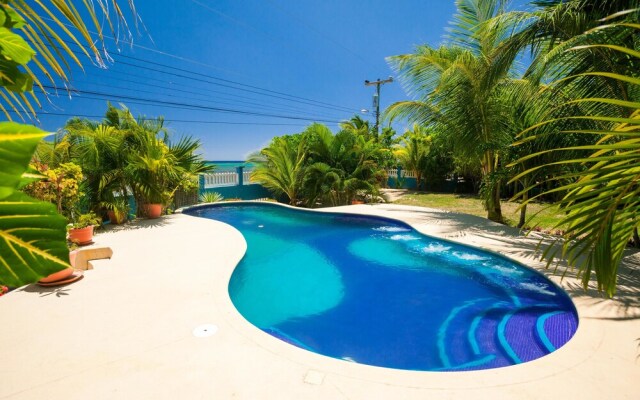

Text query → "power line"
[38,85,344,123]
[45,76,344,120]
[30,35,361,114]
[8,109,321,126]
[110,57,359,114]
[67,67,343,118]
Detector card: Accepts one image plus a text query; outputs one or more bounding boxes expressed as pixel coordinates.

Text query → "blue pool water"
[185,203,578,371]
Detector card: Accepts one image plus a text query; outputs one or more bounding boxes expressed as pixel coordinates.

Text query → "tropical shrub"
[199,192,224,203]
[69,212,101,230]
[59,105,213,217]
[250,123,387,207]
[249,135,307,205]
[23,162,83,219]
[393,124,431,190]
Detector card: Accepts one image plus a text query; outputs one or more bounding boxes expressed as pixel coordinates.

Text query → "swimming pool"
[185,203,578,371]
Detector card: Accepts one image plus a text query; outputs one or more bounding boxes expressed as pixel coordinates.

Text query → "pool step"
[536,311,578,352]
[438,299,513,370]
[500,309,548,363]
[438,300,576,371]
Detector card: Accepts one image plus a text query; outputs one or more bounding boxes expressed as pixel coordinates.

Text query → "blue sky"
[30,0,527,160]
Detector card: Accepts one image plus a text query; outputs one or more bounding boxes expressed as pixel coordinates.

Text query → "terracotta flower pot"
[142,203,162,219]
[68,225,94,245]
[107,210,126,224]
[39,267,74,283]
[351,200,365,205]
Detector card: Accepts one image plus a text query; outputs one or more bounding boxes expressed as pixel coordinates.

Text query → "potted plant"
[102,197,129,224]
[68,212,101,245]
[139,189,171,219]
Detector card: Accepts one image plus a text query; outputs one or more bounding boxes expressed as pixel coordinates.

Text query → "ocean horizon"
[206,161,254,170]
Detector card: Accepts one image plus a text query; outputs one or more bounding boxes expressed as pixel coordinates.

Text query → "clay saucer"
[37,270,84,287]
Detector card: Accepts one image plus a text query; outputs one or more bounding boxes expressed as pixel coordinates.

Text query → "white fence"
[243,169,253,184]
[203,169,254,188]
[386,168,417,178]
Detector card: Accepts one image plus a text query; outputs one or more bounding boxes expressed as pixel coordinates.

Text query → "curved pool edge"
[178,201,615,389]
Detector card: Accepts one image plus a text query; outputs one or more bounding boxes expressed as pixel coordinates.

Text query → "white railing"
[387,168,416,178]
[403,169,417,178]
[203,169,255,188]
[204,171,238,188]
[243,169,253,183]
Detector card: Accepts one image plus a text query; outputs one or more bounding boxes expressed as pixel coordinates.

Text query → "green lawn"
[392,192,565,231]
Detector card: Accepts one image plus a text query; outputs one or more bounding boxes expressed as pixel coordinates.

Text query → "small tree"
[23,162,83,219]
[393,124,431,190]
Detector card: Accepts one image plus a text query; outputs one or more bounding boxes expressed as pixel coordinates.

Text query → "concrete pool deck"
[0,203,638,399]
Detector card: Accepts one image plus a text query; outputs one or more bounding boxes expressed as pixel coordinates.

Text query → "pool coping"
[0,202,637,399]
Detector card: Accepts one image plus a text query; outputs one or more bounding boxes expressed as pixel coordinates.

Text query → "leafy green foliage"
[0,0,138,119]
[70,212,101,230]
[393,124,432,190]
[0,1,138,287]
[249,122,388,207]
[199,191,224,203]
[249,135,307,205]
[0,122,69,287]
[59,104,214,216]
[386,0,520,222]
[22,162,83,219]
[511,21,640,297]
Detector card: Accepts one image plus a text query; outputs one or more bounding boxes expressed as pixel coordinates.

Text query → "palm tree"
[493,79,596,228]
[62,118,129,211]
[303,125,383,206]
[500,1,638,82]
[340,115,373,140]
[393,124,431,190]
[386,0,519,222]
[60,104,212,216]
[511,20,640,297]
[126,133,179,208]
[249,136,307,205]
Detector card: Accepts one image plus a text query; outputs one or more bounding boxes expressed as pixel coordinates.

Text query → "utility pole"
[364,76,393,136]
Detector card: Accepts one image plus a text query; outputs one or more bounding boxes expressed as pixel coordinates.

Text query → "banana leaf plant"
[0,122,70,287]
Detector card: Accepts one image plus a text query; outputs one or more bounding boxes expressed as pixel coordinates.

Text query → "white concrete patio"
[0,203,638,399]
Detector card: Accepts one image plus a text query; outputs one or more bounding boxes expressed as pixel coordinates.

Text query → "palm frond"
[511,22,640,297]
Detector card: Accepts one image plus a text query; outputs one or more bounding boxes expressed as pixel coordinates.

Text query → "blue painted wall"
[201,184,272,200]
[387,167,464,192]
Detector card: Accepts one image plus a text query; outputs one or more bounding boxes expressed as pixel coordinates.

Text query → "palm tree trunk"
[518,187,528,229]
[484,151,503,223]
[517,177,530,228]
[487,185,503,223]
